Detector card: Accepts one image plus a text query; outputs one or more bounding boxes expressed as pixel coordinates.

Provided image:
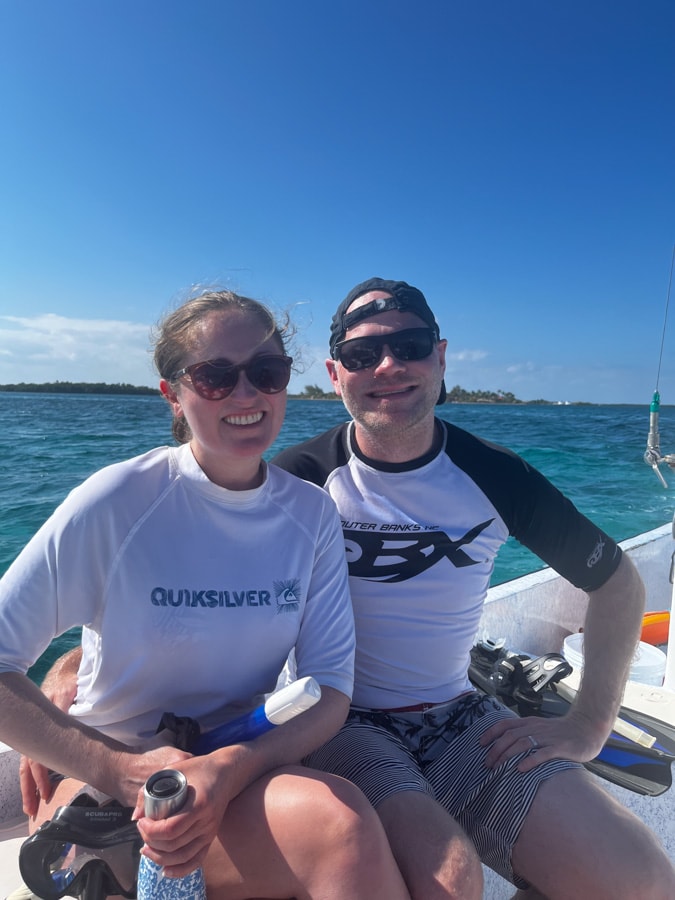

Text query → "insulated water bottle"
[136,769,206,900]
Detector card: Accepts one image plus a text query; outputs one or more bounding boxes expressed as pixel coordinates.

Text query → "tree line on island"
[297,383,556,404]
[0,381,157,395]
[0,381,567,404]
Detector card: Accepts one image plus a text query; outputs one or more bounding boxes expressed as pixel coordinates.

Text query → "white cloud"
[505,362,538,375]
[0,314,156,386]
[447,349,488,363]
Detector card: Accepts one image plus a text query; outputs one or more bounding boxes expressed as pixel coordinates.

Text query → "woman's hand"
[132,750,241,877]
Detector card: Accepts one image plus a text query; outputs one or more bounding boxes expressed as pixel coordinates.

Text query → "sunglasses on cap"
[332,328,436,372]
[172,354,293,400]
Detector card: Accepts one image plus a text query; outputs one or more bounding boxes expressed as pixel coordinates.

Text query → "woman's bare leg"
[29,768,409,899]
[205,766,410,900]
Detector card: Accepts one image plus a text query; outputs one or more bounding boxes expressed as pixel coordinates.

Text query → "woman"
[0,290,409,899]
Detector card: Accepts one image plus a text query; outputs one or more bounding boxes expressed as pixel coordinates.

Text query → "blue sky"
[1,0,673,403]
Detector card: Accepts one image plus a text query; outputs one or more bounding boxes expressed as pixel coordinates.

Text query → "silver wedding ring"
[528,735,539,750]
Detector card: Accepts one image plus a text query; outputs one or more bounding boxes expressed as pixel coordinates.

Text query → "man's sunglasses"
[172,355,293,400]
[333,328,436,372]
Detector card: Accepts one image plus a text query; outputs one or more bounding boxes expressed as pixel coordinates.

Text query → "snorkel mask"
[19,793,141,900]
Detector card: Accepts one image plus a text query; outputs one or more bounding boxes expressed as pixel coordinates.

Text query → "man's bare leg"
[375,791,482,900]
[512,769,675,900]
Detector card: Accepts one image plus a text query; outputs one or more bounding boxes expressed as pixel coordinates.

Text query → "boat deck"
[1,828,27,900]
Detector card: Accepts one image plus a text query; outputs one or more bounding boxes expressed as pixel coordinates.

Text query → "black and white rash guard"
[273,419,621,709]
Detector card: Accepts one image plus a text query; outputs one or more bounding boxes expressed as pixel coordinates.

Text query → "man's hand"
[479,708,606,772]
[40,646,81,712]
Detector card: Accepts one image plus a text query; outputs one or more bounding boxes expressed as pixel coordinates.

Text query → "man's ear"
[437,338,447,377]
[325,359,342,396]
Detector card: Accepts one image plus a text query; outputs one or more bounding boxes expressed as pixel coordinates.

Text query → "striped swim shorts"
[303,691,580,886]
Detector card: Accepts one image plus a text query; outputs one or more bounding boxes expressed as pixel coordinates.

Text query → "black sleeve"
[271,424,350,488]
[442,421,622,592]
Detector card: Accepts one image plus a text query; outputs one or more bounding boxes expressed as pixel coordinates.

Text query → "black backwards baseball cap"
[329,277,446,404]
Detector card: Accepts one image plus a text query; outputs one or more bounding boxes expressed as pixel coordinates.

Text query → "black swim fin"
[469,640,674,797]
[612,705,675,756]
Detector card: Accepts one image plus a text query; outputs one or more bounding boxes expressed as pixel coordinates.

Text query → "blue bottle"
[193,675,321,755]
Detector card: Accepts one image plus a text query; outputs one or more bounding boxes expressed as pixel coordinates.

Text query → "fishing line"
[654,244,675,393]
[645,245,675,485]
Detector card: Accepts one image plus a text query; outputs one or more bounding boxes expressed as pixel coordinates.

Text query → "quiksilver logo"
[151,588,272,607]
[274,578,302,613]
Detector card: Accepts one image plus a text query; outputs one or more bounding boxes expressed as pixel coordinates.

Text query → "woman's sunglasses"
[332,328,436,372]
[172,355,293,400]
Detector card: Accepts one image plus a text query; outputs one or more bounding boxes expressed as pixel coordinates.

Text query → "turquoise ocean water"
[2,394,675,680]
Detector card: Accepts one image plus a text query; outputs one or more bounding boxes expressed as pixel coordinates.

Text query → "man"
[272,277,675,900]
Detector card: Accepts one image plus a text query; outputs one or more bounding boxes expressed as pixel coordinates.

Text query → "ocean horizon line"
[0,382,670,408]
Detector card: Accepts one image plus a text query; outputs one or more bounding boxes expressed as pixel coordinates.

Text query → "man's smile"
[369,384,417,399]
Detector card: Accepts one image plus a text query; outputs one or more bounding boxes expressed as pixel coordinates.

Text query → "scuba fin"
[469,638,674,797]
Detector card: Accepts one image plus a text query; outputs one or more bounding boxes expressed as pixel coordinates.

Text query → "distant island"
[292,383,588,405]
[0,381,157,395]
[0,381,591,405]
